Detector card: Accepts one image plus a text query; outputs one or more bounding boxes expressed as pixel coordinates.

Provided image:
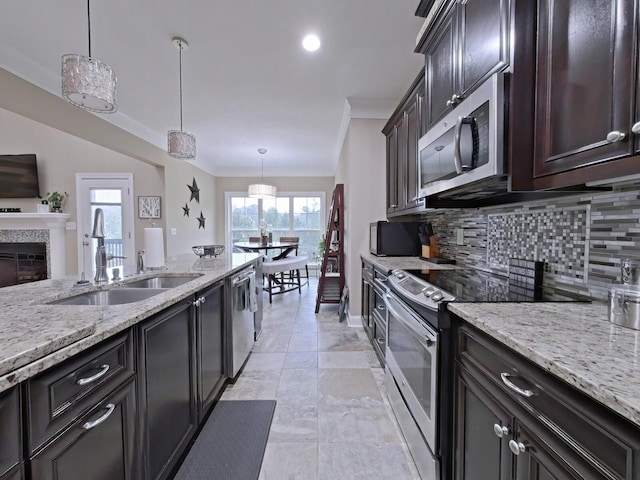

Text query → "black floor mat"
[173,400,276,480]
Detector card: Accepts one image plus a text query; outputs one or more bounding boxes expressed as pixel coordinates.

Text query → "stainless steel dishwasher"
[226,265,256,378]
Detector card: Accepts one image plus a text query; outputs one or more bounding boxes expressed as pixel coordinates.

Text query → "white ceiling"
[0,0,425,177]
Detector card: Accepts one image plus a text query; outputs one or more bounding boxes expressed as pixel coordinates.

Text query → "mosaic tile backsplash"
[418,181,640,300]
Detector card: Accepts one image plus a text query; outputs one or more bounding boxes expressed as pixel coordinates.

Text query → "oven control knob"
[431,291,444,301]
[396,271,405,279]
[423,287,436,296]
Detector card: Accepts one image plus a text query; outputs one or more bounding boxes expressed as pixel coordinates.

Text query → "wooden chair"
[279,236,309,282]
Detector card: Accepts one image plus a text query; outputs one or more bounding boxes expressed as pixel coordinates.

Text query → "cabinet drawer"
[0,387,21,476]
[26,331,134,453]
[457,323,640,479]
[30,379,137,480]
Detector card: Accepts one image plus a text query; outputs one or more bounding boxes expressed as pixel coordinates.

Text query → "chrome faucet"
[137,249,145,274]
[92,208,126,284]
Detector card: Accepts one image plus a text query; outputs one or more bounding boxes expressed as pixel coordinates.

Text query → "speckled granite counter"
[0,252,260,394]
[361,254,459,273]
[448,301,640,427]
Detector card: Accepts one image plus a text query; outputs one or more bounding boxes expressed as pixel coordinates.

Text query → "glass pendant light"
[167,37,196,160]
[61,0,117,113]
[248,148,277,199]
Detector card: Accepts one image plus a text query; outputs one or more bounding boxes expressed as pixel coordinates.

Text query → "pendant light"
[167,37,196,160]
[248,148,277,199]
[61,0,117,113]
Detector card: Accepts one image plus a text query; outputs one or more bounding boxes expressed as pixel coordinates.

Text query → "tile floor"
[220,277,420,480]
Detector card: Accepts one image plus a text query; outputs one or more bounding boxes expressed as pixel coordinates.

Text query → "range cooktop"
[403,268,591,303]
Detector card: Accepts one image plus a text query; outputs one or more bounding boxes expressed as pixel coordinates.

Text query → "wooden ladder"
[315,184,345,313]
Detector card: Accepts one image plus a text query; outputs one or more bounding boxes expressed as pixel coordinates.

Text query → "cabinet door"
[30,379,137,480]
[455,367,512,480]
[459,0,509,95]
[198,281,225,416]
[386,122,400,213]
[138,300,197,480]
[404,97,420,210]
[0,388,20,477]
[533,0,636,179]
[425,6,458,130]
[0,465,22,480]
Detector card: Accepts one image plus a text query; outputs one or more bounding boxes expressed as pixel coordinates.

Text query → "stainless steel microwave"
[418,72,506,198]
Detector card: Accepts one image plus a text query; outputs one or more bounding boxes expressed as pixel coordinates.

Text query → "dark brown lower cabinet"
[0,387,21,478]
[454,320,640,480]
[29,379,137,480]
[197,281,225,416]
[138,299,198,480]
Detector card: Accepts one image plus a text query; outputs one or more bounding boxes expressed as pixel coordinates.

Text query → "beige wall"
[335,118,387,317]
[0,69,217,274]
[213,176,335,246]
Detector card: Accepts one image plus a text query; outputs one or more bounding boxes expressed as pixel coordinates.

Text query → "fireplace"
[0,242,47,287]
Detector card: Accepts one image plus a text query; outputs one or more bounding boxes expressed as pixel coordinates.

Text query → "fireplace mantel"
[0,213,71,279]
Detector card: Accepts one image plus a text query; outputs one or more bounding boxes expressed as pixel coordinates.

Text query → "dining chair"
[279,236,309,283]
[248,236,261,243]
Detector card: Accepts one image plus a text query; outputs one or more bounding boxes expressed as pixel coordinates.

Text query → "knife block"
[421,236,439,258]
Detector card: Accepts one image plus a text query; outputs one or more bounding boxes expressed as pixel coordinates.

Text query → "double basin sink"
[49,275,202,306]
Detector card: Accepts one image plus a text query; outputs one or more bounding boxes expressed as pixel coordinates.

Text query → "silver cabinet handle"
[632,122,640,135]
[76,364,110,385]
[606,131,626,143]
[199,296,206,304]
[193,299,201,307]
[500,372,534,397]
[508,439,527,455]
[376,338,385,345]
[82,403,115,430]
[446,93,462,107]
[493,423,509,438]
[390,204,397,208]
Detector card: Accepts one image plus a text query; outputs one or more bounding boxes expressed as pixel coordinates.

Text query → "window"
[227,192,325,260]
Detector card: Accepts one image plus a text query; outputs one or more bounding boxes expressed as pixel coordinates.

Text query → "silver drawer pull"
[508,439,528,455]
[632,122,640,135]
[500,372,534,397]
[76,364,110,385]
[82,403,115,430]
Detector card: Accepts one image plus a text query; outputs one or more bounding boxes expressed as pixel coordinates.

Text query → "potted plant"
[46,191,69,213]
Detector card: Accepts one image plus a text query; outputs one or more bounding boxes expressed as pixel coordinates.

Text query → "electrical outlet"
[456,228,464,246]
[170,228,177,236]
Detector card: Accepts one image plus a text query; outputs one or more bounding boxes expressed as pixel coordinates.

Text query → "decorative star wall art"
[187,178,200,203]
[182,203,190,217]
[197,211,206,229]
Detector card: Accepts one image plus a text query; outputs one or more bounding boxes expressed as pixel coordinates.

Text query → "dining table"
[233,240,299,260]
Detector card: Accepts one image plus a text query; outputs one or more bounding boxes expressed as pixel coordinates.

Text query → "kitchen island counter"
[449,301,640,428]
[0,252,260,394]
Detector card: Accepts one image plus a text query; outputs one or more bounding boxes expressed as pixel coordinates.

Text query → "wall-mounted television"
[0,154,40,198]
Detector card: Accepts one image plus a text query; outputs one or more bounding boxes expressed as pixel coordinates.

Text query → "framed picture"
[138,196,161,219]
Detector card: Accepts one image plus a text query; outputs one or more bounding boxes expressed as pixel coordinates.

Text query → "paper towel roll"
[144,227,165,268]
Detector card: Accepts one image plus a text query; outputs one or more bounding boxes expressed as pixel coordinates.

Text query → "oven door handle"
[384,292,437,347]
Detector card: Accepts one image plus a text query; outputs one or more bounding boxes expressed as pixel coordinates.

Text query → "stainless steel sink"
[121,275,200,289]
[49,288,168,306]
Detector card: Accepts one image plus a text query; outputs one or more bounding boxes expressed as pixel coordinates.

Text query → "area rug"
[173,400,276,480]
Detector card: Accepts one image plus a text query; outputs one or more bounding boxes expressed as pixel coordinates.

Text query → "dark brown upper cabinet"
[419,0,510,131]
[383,71,425,216]
[511,0,640,190]
[533,0,637,182]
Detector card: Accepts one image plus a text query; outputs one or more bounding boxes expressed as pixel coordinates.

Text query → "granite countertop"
[361,254,460,273]
[448,301,640,428]
[0,252,260,394]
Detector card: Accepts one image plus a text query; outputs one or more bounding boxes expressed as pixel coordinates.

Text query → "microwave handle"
[453,116,478,174]
[453,116,465,174]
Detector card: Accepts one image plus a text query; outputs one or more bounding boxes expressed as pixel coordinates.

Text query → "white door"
[76,174,135,280]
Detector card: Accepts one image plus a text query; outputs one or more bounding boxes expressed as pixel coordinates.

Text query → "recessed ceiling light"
[302,34,321,52]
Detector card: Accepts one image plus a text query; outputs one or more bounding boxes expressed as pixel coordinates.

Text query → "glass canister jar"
[609,286,640,330]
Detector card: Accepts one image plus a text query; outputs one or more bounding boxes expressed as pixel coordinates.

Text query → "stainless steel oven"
[385,289,439,478]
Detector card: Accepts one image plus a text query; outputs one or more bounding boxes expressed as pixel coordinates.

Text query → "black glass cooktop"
[404,268,591,303]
